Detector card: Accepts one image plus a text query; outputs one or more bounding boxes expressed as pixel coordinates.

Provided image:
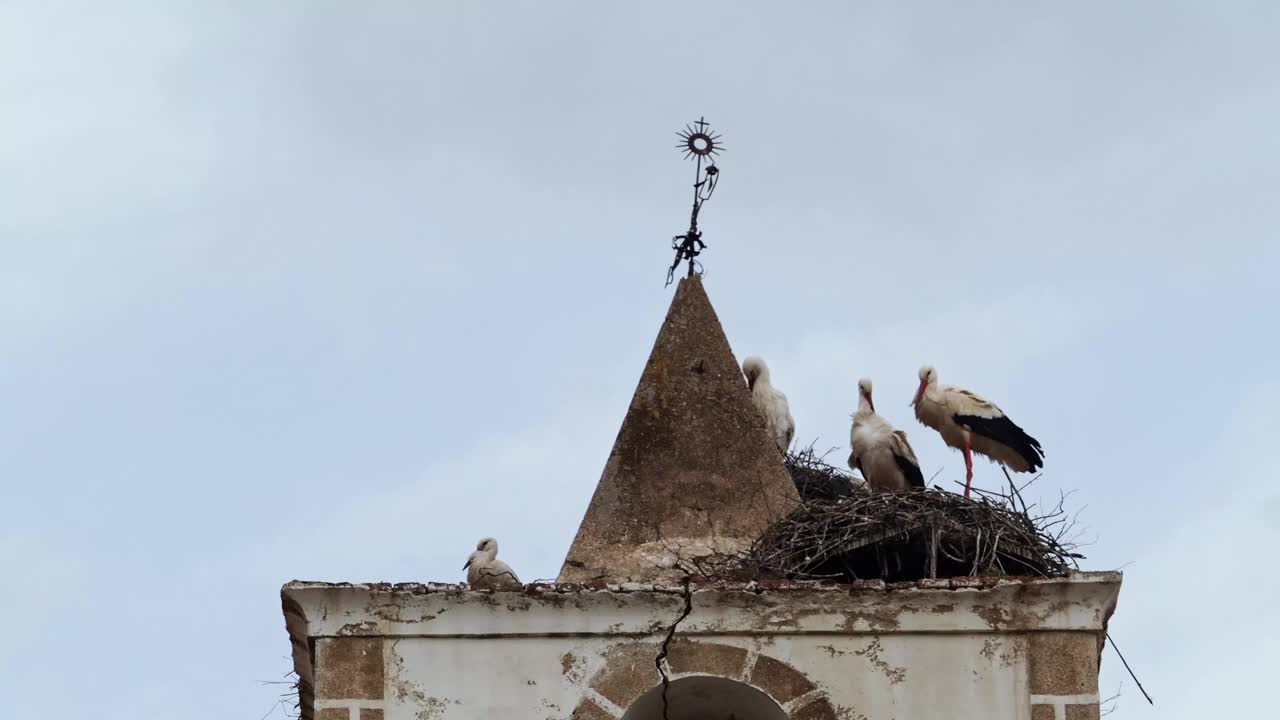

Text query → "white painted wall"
[386,633,1029,719]
[285,573,1119,720]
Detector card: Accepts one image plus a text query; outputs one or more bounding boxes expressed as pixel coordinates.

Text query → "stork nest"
[683,447,1086,583]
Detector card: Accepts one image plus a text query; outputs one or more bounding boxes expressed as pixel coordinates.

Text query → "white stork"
[911,366,1044,498]
[463,537,521,590]
[742,356,795,453]
[849,378,925,493]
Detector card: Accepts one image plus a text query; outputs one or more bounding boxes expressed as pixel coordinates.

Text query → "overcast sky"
[2,2,1277,718]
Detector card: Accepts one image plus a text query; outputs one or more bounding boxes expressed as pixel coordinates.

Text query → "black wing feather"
[894,453,925,489]
[953,413,1044,471]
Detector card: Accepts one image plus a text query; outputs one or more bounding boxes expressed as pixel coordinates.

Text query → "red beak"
[912,378,927,406]
[866,392,875,413]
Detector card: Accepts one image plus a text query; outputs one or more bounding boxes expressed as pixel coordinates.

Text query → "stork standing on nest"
[911,366,1044,498]
[849,378,925,493]
[463,537,521,590]
[742,356,795,453]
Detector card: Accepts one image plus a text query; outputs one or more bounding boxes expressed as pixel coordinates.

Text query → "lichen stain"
[998,637,1027,667]
[853,638,907,685]
[416,697,461,720]
[502,595,534,612]
[337,621,378,636]
[560,652,587,685]
[394,677,428,705]
[930,603,956,614]
[838,607,903,632]
[980,638,999,661]
[975,603,1013,630]
[369,601,432,624]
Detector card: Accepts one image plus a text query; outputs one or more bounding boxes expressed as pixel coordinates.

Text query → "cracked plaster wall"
[286,574,1117,720]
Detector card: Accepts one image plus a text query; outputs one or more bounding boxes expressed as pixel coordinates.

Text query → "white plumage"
[911,366,1044,498]
[742,356,795,453]
[463,537,521,589]
[849,378,924,493]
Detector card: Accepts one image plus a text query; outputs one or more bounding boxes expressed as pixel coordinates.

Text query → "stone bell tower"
[281,276,1120,720]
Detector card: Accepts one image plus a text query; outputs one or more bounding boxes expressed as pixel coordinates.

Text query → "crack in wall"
[655,577,694,720]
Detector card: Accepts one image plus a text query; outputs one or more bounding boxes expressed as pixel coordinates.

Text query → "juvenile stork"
[911,366,1044,498]
[742,356,795,453]
[463,537,521,590]
[849,378,925,493]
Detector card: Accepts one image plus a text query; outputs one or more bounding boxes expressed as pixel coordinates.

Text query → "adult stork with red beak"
[911,366,1044,498]
[849,378,925,493]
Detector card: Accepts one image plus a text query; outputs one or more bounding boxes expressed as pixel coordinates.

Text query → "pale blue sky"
[2,2,1277,718]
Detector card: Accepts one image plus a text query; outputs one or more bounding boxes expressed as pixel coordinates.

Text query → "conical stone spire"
[558,276,800,583]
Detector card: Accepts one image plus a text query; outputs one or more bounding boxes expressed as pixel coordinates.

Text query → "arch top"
[621,676,787,720]
[572,640,837,720]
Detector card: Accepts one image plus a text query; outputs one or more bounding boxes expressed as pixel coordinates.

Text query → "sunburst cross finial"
[666,117,725,287]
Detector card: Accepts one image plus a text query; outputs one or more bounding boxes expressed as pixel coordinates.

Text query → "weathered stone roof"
[557,276,800,583]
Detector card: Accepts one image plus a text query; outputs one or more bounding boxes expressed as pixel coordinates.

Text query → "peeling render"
[283,572,1119,720]
[285,571,1120,640]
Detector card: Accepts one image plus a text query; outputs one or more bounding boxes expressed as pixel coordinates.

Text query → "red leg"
[962,437,974,498]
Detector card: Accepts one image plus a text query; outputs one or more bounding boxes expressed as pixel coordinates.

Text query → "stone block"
[749,654,815,704]
[1029,632,1098,695]
[1066,703,1100,720]
[665,639,748,677]
[315,638,384,700]
[1031,704,1056,720]
[792,697,837,720]
[571,699,615,720]
[590,642,661,709]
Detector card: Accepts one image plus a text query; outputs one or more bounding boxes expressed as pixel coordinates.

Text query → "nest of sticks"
[686,447,1086,583]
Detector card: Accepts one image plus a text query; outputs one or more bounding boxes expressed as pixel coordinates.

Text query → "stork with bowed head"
[742,356,795,454]
[463,537,521,590]
[910,366,1044,498]
[849,378,925,493]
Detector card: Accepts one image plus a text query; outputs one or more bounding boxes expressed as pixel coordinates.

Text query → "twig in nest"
[693,450,1093,583]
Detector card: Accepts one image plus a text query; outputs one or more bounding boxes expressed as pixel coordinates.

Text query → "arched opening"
[620,676,789,720]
